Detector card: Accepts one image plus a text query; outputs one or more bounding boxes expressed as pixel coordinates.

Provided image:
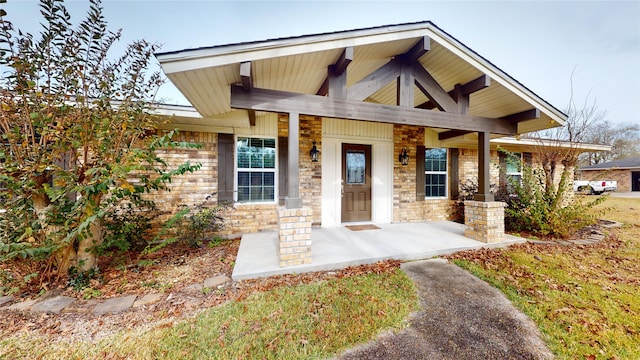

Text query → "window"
[346,150,366,185]
[506,152,522,185]
[425,148,447,198]
[236,137,276,203]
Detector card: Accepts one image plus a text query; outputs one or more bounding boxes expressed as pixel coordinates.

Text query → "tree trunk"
[32,191,76,275]
[76,219,102,271]
[75,193,104,272]
[32,193,49,222]
[55,242,76,275]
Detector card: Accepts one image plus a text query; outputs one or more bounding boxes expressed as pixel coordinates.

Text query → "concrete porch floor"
[231,221,525,280]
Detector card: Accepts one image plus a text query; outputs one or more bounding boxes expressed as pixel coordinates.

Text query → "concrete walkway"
[336,259,554,360]
[609,191,640,198]
[232,221,526,280]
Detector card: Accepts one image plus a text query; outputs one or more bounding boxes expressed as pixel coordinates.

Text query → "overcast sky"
[3,1,639,125]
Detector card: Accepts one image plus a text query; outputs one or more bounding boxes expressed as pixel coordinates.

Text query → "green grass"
[0,269,418,360]
[451,197,640,359]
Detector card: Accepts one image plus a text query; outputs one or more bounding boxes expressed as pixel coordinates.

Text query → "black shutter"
[499,151,507,187]
[416,145,426,201]
[449,148,459,200]
[278,136,288,206]
[217,133,234,203]
[523,152,533,167]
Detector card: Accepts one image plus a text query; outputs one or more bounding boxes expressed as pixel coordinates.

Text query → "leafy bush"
[457,155,607,238]
[143,198,228,254]
[98,201,160,256]
[496,163,607,238]
[0,0,202,283]
[67,266,100,291]
[177,201,228,247]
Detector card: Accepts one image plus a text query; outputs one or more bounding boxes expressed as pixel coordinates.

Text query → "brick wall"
[149,131,281,237]
[457,149,500,194]
[223,204,279,235]
[580,169,631,192]
[393,125,426,222]
[152,131,218,217]
[424,199,457,221]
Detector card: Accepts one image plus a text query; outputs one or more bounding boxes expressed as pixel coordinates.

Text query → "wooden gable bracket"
[399,36,430,62]
[230,85,517,135]
[418,75,491,110]
[347,36,430,102]
[316,47,353,96]
[502,108,540,123]
[346,58,403,101]
[413,63,458,113]
[438,107,540,141]
[240,61,256,126]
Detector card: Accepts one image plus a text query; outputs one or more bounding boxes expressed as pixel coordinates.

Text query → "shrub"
[177,200,228,247]
[496,163,607,238]
[98,201,160,256]
[144,197,228,254]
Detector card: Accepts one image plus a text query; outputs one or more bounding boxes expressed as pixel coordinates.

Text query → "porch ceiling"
[156,21,566,135]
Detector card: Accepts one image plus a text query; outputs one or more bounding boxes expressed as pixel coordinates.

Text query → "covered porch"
[156,21,568,271]
[231,221,525,280]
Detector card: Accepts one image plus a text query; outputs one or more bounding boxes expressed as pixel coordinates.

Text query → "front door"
[632,171,640,191]
[341,143,372,222]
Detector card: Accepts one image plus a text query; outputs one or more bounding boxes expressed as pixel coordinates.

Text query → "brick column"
[277,207,312,267]
[464,201,505,243]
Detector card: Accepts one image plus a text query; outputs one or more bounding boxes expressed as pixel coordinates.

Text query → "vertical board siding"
[236,113,278,136]
[424,128,442,148]
[322,118,393,140]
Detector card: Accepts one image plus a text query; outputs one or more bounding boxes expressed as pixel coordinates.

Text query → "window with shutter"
[217,134,234,203]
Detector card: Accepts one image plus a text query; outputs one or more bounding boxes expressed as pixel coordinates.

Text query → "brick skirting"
[464,201,505,243]
[277,207,313,267]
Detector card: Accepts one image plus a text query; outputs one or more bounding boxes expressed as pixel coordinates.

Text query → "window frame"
[424,148,448,199]
[505,152,523,185]
[234,136,277,204]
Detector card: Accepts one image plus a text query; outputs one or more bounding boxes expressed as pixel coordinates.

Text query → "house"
[150,21,588,267]
[579,157,640,192]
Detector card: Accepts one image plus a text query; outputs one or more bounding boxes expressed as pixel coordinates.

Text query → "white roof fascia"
[493,137,612,152]
[425,26,567,127]
[153,104,202,118]
[158,24,432,74]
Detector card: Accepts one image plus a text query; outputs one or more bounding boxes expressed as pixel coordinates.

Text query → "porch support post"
[474,131,494,202]
[465,130,505,243]
[286,112,302,209]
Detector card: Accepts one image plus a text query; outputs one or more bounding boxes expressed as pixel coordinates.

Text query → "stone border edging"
[0,274,230,316]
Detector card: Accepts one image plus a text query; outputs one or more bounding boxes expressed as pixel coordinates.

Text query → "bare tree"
[580,121,640,165]
[529,69,606,197]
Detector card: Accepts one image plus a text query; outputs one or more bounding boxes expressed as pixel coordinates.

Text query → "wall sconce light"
[399,147,409,166]
[310,140,320,162]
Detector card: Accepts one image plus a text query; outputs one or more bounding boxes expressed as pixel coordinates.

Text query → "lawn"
[2,197,638,359]
[449,196,640,359]
[0,269,418,360]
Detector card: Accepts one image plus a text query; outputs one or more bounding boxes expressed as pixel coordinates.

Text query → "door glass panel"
[346,151,365,184]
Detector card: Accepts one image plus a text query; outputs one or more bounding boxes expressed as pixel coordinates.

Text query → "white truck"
[573,180,617,195]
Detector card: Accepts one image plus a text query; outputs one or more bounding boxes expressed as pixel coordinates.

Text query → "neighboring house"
[148,21,600,266]
[579,157,640,192]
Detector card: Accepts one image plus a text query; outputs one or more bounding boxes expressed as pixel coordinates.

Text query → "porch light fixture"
[399,147,409,166]
[310,140,320,162]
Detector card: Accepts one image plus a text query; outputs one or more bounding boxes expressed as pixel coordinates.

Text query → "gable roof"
[155,21,567,136]
[581,157,640,170]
